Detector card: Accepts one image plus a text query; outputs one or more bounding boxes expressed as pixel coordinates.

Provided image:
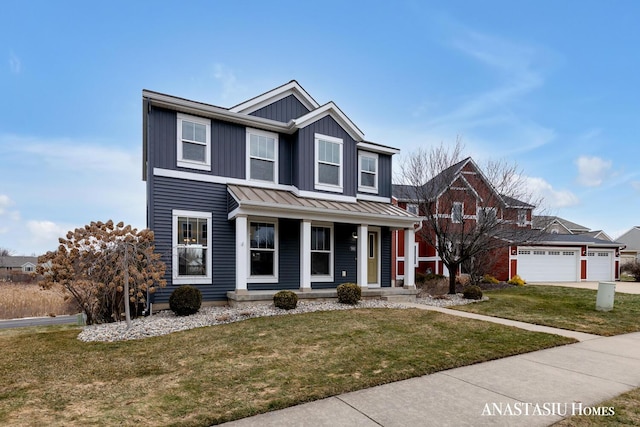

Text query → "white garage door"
[518,248,579,282]
[587,251,614,281]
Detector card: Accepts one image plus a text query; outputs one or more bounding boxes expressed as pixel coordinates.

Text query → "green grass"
[0,308,574,426]
[453,285,640,336]
[553,387,640,426]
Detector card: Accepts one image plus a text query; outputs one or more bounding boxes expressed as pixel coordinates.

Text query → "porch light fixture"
[352,232,358,239]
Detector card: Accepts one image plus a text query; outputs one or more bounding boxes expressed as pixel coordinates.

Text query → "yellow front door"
[367,232,378,284]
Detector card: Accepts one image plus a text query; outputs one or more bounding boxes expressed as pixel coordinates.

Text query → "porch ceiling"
[227,184,419,228]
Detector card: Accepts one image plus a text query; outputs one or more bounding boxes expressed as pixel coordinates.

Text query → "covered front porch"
[228,184,419,294]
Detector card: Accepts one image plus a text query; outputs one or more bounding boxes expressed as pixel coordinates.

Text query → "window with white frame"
[315,134,343,192]
[247,128,278,183]
[176,113,211,171]
[406,203,419,215]
[452,202,463,223]
[311,225,333,279]
[358,152,378,192]
[249,222,277,278]
[517,210,527,226]
[172,210,212,284]
[477,207,497,227]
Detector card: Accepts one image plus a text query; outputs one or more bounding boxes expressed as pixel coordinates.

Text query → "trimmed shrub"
[463,285,483,300]
[508,275,526,286]
[482,274,500,284]
[337,283,361,305]
[273,290,298,310]
[169,285,202,316]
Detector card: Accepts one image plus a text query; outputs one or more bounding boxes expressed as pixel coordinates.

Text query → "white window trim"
[406,203,419,215]
[314,133,343,193]
[517,210,528,227]
[452,202,463,223]
[247,219,279,283]
[310,223,334,282]
[246,127,279,184]
[477,206,497,224]
[172,209,212,285]
[177,113,211,171]
[358,151,378,194]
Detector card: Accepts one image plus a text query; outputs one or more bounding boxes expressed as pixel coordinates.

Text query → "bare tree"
[0,248,14,257]
[37,220,166,326]
[396,140,546,294]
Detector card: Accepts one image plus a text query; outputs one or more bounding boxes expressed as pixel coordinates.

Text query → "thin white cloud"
[213,64,247,104]
[575,155,612,187]
[631,181,640,192]
[0,194,12,214]
[9,51,21,74]
[523,176,579,209]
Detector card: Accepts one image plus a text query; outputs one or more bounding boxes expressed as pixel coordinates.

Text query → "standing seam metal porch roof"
[227,185,419,226]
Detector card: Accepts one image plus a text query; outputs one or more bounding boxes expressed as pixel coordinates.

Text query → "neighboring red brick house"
[392,157,623,284]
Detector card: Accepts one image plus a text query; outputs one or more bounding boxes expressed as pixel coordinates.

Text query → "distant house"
[617,226,640,264]
[0,256,38,276]
[393,165,624,283]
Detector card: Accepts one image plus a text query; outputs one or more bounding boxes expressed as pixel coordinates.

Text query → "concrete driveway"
[527,281,640,294]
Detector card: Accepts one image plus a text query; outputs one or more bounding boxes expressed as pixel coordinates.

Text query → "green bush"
[416,272,445,283]
[169,285,202,316]
[273,290,298,310]
[463,285,483,300]
[482,274,500,284]
[507,275,526,286]
[337,283,361,305]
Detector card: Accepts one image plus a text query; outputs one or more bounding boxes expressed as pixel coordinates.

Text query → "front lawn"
[453,285,640,336]
[0,308,574,426]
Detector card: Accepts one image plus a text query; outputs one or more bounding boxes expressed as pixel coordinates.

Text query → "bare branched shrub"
[37,220,166,326]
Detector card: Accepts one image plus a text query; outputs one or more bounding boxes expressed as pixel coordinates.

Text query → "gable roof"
[229,80,320,114]
[617,226,640,250]
[582,230,613,242]
[532,216,591,233]
[534,233,624,248]
[392,157,532,209]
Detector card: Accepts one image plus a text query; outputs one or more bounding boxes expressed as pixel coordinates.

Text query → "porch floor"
[226,287,418,307]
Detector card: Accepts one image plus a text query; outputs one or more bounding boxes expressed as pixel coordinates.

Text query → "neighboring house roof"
[530,233,624,248]
[532,216,591,233]
[392,157,532,208]
[0,256,38,268]
[582,230,613,242]
[227,185,418,228]
[617,226,640,250]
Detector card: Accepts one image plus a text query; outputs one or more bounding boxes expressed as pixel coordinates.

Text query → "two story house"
[393,158,623,284]
[142,81,419,305]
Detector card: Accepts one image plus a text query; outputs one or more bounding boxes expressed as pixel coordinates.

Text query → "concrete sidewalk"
[528,281,640,294]
[221,328,640,426]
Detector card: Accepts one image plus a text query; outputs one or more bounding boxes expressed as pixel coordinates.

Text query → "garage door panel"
[587,251,613,281]
[518,248,578,282]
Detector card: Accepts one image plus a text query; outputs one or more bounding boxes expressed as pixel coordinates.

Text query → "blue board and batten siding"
[150,176,236,303]
[249,94,311,123]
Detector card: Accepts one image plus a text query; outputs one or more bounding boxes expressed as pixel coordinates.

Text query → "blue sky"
[1,0,639,255]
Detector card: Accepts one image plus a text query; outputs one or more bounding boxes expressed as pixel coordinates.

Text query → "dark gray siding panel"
[312,223,357,289]
[250,95,310,122]
[296,116,357,196]
[278,134,293,185]
[248,219,300,290]
[211,119,245,179]
[150,176,235,303]
[381,227,391,287]
[227,191,239,212]
[378,154,392,198]
[148,107,177,170]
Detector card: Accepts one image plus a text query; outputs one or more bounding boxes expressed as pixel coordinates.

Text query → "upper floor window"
[247,128,278,183]
[406,203,419,215]
[172,210,212,285]
[477,207,497,227]
[517,210,527,227]
[358,152,378,193]
[177,113,211,171]
[452,202,463,223]
[315,134,343,192]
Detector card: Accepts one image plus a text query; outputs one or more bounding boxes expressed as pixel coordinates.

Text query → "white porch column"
[404,227,416,289]
[300,220,312,291]
[356,224,368,289]
[235,215,248,293]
